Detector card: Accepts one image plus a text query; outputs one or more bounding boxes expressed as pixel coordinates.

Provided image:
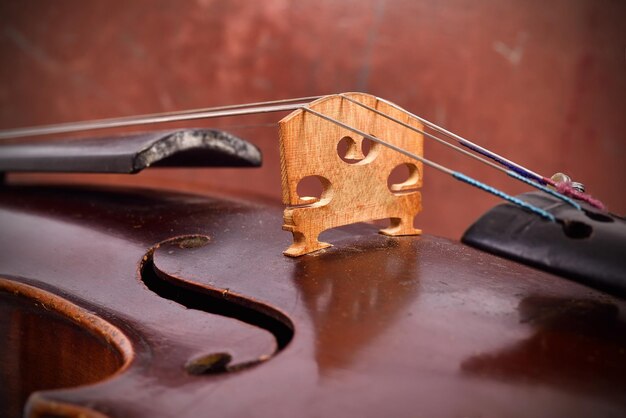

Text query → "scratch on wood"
[493,32,528,66]
[4,26,59,72]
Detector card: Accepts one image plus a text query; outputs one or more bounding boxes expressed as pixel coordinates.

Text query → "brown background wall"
[1,0,624,239]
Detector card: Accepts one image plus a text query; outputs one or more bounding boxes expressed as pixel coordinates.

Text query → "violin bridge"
[279,92,423,257]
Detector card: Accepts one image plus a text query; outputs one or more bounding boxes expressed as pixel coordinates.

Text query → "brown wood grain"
[279,93,423,256]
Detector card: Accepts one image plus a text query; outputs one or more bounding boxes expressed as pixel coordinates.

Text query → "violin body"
[1,0,625,413]
[2,183,625,417]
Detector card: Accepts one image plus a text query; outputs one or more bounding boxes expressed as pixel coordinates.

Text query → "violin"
[1,93,625,418]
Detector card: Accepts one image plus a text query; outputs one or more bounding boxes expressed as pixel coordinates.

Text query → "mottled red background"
[1,0,624,239]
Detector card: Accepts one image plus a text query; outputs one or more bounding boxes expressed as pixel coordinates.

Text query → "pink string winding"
[555,182,606,210]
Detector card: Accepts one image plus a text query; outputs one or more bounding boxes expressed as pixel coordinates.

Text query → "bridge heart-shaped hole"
[296,175,332,205]
[337,136,374,164]
[388,163,420,194]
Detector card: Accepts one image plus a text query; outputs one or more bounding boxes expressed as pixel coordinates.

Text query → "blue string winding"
[452,172,556,222]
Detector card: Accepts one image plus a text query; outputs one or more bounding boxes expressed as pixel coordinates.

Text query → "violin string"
[374,96,551,185]
[338,94,582,211]
[1,91,558,188]
[0,96,321,139]
[376,96,605,209]
[0,92,600,210]
[302,106,557,223]
[338,94,505,172]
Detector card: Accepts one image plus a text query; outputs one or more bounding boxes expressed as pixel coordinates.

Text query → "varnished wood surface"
[0,280,130,418]
[1,184,625,417]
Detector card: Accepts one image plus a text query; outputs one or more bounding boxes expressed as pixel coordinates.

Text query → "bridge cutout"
[279,93,424,257]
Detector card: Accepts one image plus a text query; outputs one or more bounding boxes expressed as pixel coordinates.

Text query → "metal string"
[1,92,563,191]
[374,96,551,185]
[374,95,606,209]
[0,96,321,139]
[0,91,567,188]
[302,106,557,223]
[338,94,582,211]
[0,92,595,215]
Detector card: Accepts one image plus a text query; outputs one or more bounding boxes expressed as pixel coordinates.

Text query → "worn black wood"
[463,191,626,297]
[0,129,262,173]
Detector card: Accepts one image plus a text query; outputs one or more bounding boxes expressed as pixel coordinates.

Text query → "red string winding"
[555,182,606,210]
